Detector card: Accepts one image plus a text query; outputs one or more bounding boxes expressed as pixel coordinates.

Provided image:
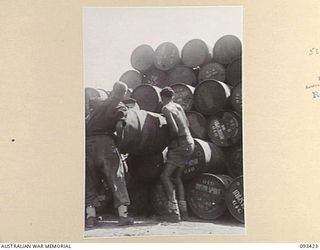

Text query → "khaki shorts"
[166,140,195,168]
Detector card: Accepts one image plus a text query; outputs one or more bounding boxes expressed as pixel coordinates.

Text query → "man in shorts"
[85,81,134,228]
[160,87,195,221]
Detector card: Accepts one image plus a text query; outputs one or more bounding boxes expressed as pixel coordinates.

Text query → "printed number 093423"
[300,244,318,249]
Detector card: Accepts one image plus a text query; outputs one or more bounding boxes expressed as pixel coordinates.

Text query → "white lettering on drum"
[232,189,244,211]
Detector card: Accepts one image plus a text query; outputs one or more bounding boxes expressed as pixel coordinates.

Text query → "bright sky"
[83,6,242,91]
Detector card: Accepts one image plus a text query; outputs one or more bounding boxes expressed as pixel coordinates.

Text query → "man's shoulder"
[174,102,183,110]
[161,104,169,112]
[162,103,176,113]
[169,102,184,113]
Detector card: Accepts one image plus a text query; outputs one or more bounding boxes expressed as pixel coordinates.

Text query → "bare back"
[162,102,193,142]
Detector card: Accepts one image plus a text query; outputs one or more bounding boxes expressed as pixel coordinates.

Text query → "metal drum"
[124,87,132,100]
[226,57,242,87]
[131,84,162,113]
[193,67,200,86]
[207,112,241,147]
[85,88,100,116]
[225,176,245,223]
[204,52,212,65]
[226,146,243,178]
[154,42,180,71]
[96,88,109,100]
[120,70,143,90]
[122,98,140,110]
[171,83,195,111]
[130,44,155,72]
[181,39,209,68]
[198,62,226,83]
[212,35,242,65]
[230,83,242,114]
[149,182,173,217]
[168,65,197,86]
[116,109,169,156]
[187,173,233,220]
[127,153,164,181]
[85,87,100,102]
[126,175,152,216]
[183,138,225,180]
[142,68,169,88]
[193,79,231,115]
[186,111,208,140]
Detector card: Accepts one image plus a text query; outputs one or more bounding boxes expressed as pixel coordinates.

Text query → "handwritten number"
[309,48,319,55]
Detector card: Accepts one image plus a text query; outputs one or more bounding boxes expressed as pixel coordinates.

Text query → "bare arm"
[162,107,179,137]
[181,108,189,127]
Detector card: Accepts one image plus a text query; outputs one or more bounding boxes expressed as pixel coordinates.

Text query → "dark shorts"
[167,139,195,168]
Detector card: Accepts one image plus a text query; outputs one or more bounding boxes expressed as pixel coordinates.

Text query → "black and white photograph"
[83,6,244,238]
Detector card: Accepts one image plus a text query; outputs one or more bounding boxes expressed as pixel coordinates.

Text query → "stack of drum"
[89,35,244,224]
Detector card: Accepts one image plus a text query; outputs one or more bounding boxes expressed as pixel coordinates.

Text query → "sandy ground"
[84,213,245,238]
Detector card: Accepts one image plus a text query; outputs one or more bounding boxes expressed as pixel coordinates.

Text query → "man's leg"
[99,136,133,225]
[85,173,99,228]
[104,158,133,225]
[85,166,99,218]
[160,162,181,221]
[160,162,177,202]
[173,167,185,201]
[85,139,100,228]
[172,143,195,221]
[174,167,189,220]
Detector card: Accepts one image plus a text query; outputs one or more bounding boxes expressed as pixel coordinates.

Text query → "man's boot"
[167,200,181,222]
[178,200,189,221]
[85,205,98,228]
[118,205,134,226]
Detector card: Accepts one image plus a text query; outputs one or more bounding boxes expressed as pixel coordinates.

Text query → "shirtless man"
[159,87,195,221]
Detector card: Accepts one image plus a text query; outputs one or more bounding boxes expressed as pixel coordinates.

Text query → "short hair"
[112,81,128,97]
[160,87,175,99]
